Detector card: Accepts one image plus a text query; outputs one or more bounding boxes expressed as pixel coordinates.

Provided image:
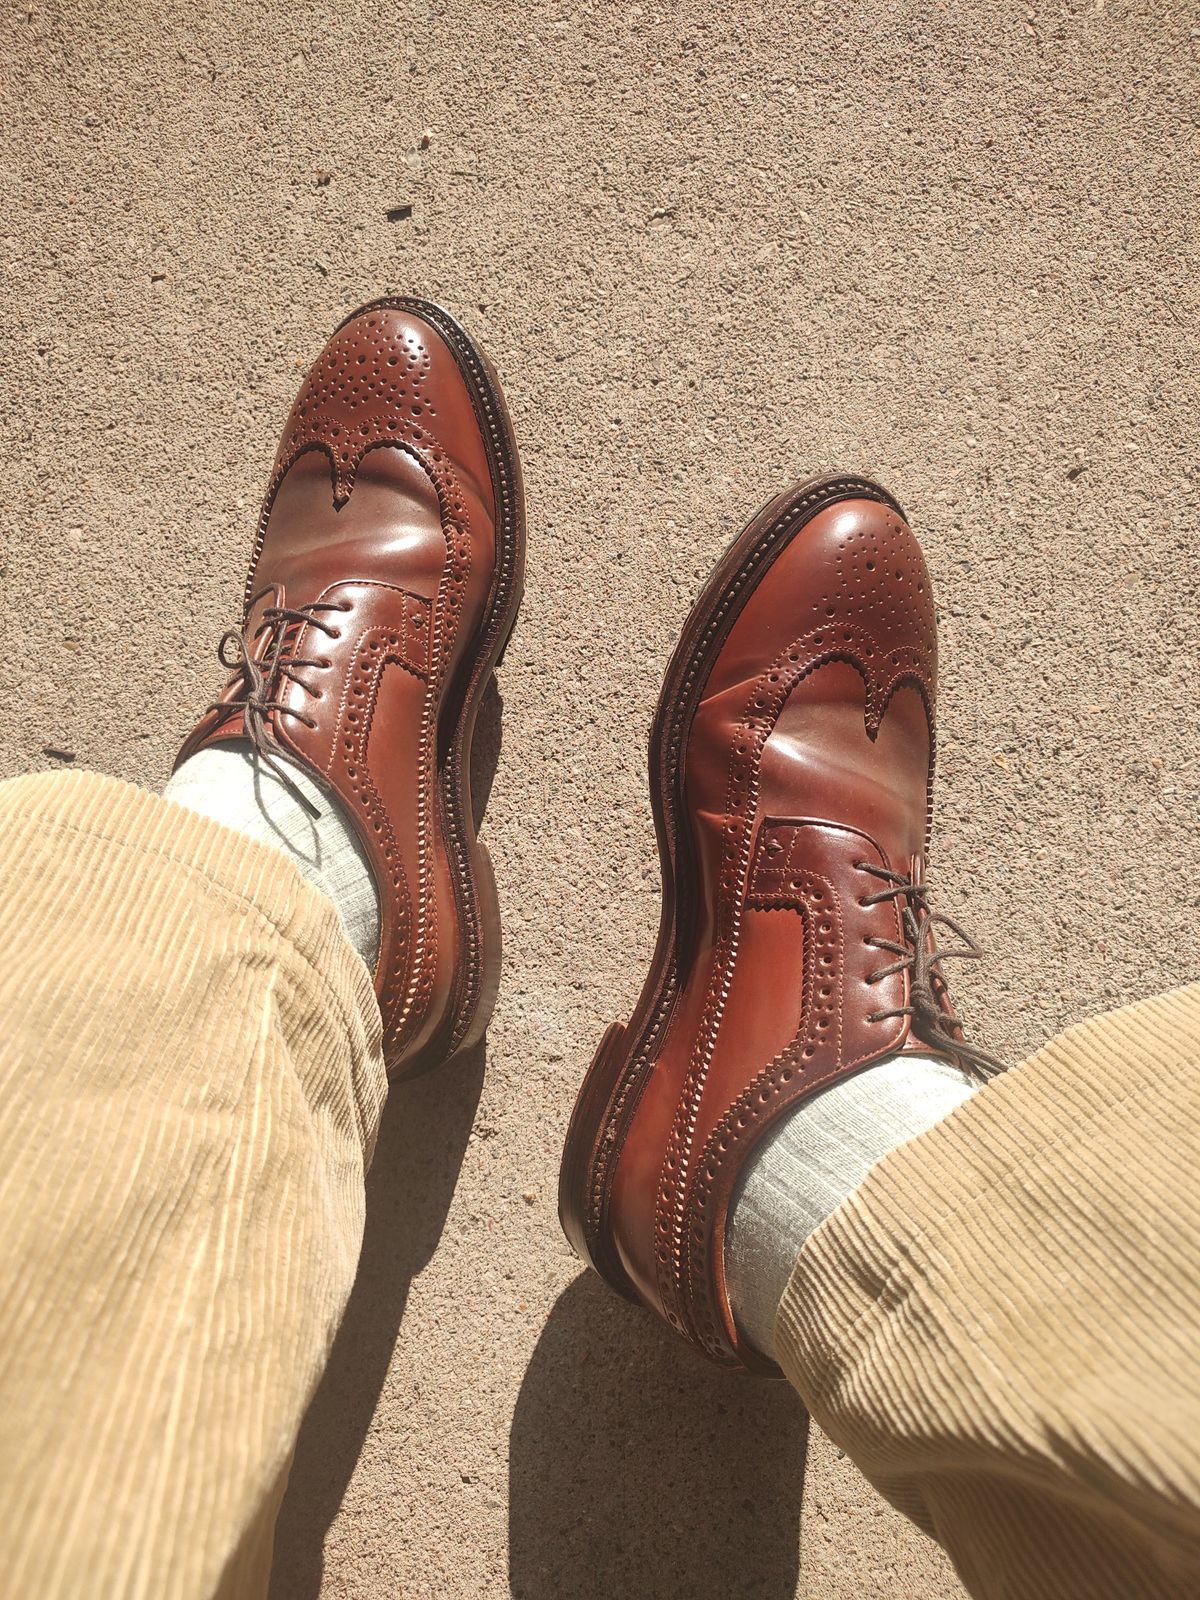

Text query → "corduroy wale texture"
[0,770,387,1600]
[1,769,1198,1600]
[778,980,1200,1600]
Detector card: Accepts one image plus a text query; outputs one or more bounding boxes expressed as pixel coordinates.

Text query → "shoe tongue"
[246,581,285,651]
[243,585,306,705]
[895,1034,959,1065]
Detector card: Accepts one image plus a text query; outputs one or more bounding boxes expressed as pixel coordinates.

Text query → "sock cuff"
[165,746,380,970]
[725,1052,976,1360]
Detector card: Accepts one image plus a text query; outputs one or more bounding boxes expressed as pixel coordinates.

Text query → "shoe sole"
[352,296,527,1080]
[557,473,903,1294]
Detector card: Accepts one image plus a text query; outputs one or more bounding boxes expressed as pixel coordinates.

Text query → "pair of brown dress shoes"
[179,298,997,1375]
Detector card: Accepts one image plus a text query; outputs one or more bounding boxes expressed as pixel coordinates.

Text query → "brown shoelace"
[207,595,352,819]
[856,860,1006,1081]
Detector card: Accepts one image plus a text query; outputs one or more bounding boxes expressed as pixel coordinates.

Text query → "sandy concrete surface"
[3,1,1197,1595]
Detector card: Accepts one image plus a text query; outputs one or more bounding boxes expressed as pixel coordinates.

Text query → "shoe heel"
[558,1019,633,1279]
[453,837,502,1056]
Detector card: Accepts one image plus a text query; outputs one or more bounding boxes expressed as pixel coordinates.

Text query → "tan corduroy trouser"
[0,769,1197,1600]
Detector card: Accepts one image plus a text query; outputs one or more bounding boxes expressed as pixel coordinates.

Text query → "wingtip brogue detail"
[560,475,1000,1372]
[179,296,525,1078]
[277,311,447,509]
[254,304,471,536]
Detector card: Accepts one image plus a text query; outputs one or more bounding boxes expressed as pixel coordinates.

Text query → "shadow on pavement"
[268,679,505,1598]
[268,1041,487,1599]
[509,1271,808,1600]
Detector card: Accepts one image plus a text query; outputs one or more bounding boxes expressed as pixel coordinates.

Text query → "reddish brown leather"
[177,300,519,1076]
[580,484,974,1370]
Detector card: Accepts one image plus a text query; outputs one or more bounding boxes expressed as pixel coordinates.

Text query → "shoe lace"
[207,594,352,820]
[855,860,1006,1080]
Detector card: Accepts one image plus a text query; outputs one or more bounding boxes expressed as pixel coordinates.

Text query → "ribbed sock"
[725,1053,977,1358]
[163,744,380,969]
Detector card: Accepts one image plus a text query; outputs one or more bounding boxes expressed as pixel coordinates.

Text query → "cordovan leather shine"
[560,476,984,1372]
[177,298,524,1078]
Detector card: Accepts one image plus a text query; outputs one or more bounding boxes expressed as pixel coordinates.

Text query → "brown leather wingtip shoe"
[177,297,525,1078]
[559,475,1000,1372]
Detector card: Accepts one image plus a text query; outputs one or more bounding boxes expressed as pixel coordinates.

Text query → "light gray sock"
[163,743,380,969]
[725,1053,977,1358]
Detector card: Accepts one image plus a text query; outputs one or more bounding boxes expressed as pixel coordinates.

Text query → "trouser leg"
[0,770,387,1600]
[777,982,1200,1600]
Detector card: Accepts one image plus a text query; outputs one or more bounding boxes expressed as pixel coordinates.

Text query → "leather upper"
[177,303,501,1072]
[607,495,977,1367]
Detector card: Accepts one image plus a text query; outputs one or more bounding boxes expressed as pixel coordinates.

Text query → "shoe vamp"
[255,448,452,602]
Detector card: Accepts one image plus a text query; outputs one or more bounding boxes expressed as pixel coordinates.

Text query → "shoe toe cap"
[271,298,496,519]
